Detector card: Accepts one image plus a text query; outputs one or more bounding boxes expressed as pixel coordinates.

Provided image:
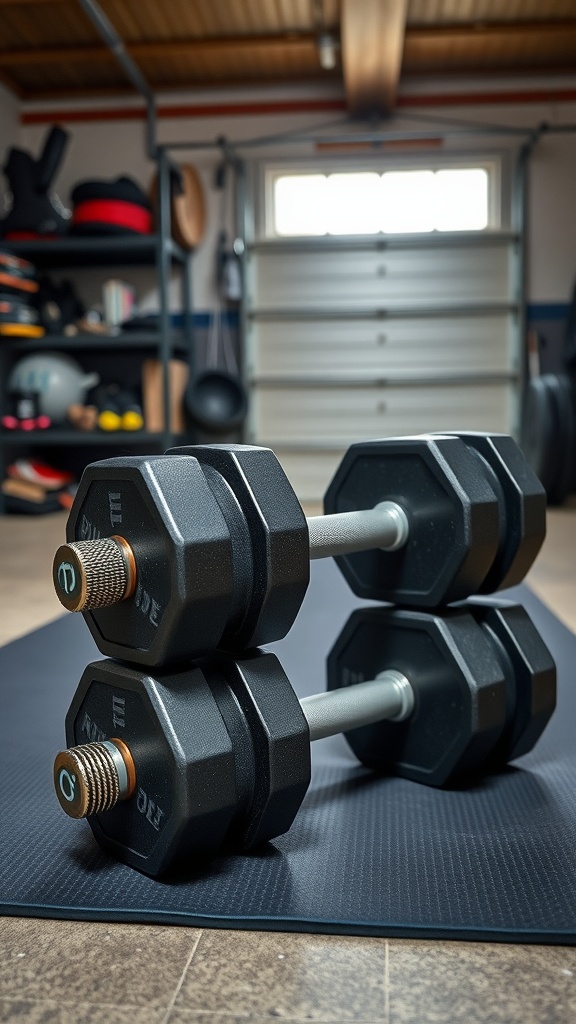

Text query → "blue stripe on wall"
[527,304,570,322]
[170,307,569,326]
[171,311,239,328]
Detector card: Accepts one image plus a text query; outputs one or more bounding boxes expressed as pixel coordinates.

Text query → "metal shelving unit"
[0,0,200,512]
[4,234,186,268]
[0,231,194,512]
[4,331,190,355]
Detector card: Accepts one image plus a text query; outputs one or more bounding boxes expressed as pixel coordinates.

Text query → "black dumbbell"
[51,434,546,668]
[53,600,555,877]
[328,600,556,779]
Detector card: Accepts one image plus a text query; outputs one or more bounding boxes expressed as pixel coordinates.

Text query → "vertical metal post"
[181,248,195,437]
[513,126,544,428]
[514,142,530,412]
[157,147,173,450]
[235,155,249,441]
[145,96,157,160]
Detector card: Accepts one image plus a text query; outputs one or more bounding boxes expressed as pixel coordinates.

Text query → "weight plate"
[66,659,238,876]
[67,456,236,667]
[323,435,500,607]
[468,600,556,767]
[520,375,558,494]
[546,373,575,505]
[433,432,546,593]
[327,606,507,787]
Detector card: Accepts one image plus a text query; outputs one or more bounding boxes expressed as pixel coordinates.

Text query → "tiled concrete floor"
[1,502,576,1023]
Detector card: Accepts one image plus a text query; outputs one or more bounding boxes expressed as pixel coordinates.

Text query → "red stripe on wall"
[21,98,346,125]
[398,87,576,108]
[20,87,576,126]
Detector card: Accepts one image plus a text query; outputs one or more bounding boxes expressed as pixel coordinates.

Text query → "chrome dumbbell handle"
[301,670,413,740]
[307,502,409,560]
[52,501,409,614]
[54,670,414,818]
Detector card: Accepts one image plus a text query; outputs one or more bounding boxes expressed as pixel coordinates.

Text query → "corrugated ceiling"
[0,0,574,100]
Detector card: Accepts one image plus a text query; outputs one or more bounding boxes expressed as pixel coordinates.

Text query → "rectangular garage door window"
[271,166,492,237]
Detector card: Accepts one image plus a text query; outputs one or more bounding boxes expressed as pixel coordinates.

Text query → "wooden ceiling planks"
[403,19,576,76]
[341,0,408,115]
[0,0,574,101]
[12,57,125,91]
[0,1,96,48]
[406,0,576,23]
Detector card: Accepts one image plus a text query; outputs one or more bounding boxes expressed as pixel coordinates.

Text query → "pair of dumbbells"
[54,598,556,877]
[52,432,555,876]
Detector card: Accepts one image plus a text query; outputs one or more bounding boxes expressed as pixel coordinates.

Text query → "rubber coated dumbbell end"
[53,536,136,612]
[54,738,136,818]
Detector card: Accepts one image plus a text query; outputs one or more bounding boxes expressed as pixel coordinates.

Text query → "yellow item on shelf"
[98,409,122,432]
[0,323,45,338]
[121,409,144,431]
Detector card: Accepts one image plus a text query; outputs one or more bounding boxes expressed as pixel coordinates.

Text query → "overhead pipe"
[78,0,157,158]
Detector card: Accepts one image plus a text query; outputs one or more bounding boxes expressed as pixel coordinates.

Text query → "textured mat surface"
[1,560,576,942]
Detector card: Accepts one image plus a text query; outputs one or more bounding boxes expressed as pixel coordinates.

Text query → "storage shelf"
[5,331,189,354]
[0,430,172,446]
[7,235,187,269]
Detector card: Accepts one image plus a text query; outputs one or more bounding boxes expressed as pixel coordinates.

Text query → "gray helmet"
[8,352,99,423]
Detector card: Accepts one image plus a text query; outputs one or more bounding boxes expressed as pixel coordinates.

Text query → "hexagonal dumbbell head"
[168,444,309,651]
[326,605,508,786]
[56,447,309,667]
[323,434,502,606]
[434,433,546,593]
[56,651,311,877]
[467,599,556,766]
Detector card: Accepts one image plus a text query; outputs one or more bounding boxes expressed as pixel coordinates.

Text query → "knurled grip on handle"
[307,502,409,560]
[52,535,136,612]
[54,739,136,818]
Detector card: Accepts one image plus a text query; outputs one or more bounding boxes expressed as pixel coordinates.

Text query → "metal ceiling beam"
[341,0,408,116]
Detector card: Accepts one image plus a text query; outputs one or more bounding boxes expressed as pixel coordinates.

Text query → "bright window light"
[272,166,493,237]
[380,170,435,233]
[326,172,381,234]
[434,169,488,231]
[274,174,328,236]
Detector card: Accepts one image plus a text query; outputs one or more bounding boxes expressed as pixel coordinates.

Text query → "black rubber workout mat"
[2,559,576,943]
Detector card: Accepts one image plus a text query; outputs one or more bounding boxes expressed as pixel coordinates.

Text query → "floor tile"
[0,511,66,645]
[0,1000,165,1023]
[0,918,200,1009]
[388,940,576,1024]
[173,929,387,1021]
[167,1014,369,1024]
[168,1015,290,1024]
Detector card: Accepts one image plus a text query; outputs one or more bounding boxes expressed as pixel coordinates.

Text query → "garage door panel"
[250,246,512,308]
[252,383,515,444]
[249,315,515,377]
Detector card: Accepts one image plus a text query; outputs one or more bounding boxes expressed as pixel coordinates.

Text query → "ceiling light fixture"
[317,32,338,70]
